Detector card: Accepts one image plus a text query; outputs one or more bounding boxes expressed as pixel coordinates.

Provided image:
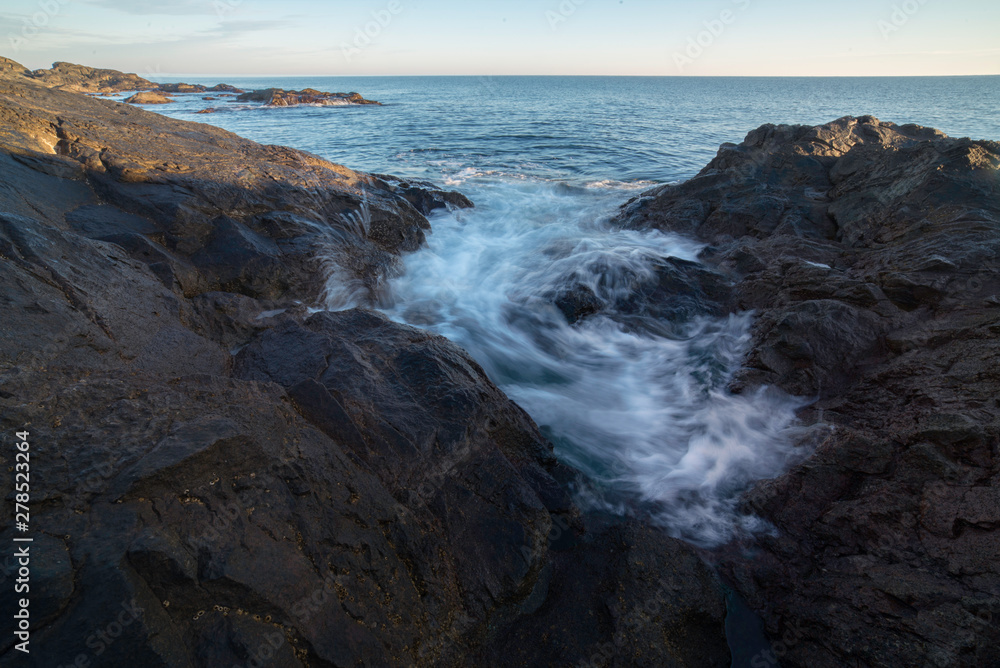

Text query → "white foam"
[346,174,811,546]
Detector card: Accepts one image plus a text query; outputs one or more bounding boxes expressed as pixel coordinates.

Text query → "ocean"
[137,75,999,546]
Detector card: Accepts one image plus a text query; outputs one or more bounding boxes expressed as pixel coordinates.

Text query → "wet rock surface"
[618,116,1000,667]
[0,67,728,666]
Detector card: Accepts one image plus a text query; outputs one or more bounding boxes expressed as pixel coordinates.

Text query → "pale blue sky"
[2,0,998,76]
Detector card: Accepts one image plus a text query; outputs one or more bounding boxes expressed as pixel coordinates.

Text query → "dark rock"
[398,185,475,214]
[620,116,1000,667]
[477,521,730,668]
[553,283,604,323]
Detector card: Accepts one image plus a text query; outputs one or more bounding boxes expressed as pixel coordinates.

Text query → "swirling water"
[148,75,1000,545]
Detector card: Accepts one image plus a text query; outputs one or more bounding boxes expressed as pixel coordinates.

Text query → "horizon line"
[146,72,1000,79]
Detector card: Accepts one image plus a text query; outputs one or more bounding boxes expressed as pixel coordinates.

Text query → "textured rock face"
[22,60,158,93]
[0,70,728,666]
[0,56,27,77]
[476,520,731,668]
[619,116,1000,667]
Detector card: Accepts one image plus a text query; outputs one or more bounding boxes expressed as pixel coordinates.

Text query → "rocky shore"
[0,66,729,666]
[618,116,1000,667]
[0,59,379,107]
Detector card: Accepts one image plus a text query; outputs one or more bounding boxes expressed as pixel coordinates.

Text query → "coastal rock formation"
[208,83,245,93]
[619,116,1000,667]
[372,175,477,215]
[237,88,382,107]
[14,60,158,93]
[158,82,207,93]
[0,59,369,108]
[124,92,175,105]
[0,68,728,666]
[0,56,27,77]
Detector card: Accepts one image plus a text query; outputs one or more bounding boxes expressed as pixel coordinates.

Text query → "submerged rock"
[619,115,1000,667]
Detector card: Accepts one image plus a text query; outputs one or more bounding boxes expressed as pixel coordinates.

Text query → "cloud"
[79,0,226,16]
[196,19,296,37]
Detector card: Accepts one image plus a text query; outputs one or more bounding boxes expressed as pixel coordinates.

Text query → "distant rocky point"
[0,58,379,107]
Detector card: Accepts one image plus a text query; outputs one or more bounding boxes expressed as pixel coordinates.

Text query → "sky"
[1,0,998,76]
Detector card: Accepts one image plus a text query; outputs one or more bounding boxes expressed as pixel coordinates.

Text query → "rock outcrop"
[157,83,207,94]
[208,83,245,93]
[124,92,175,105]
[0,59,373,108]
[618,116,1000,667]
[0,56,27,77]
[0,67,727,666]
[237,88,382,107]
[22,60,158,93]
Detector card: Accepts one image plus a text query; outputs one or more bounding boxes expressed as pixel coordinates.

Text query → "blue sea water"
[141,75,1000,185]
[136,75,999,546]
